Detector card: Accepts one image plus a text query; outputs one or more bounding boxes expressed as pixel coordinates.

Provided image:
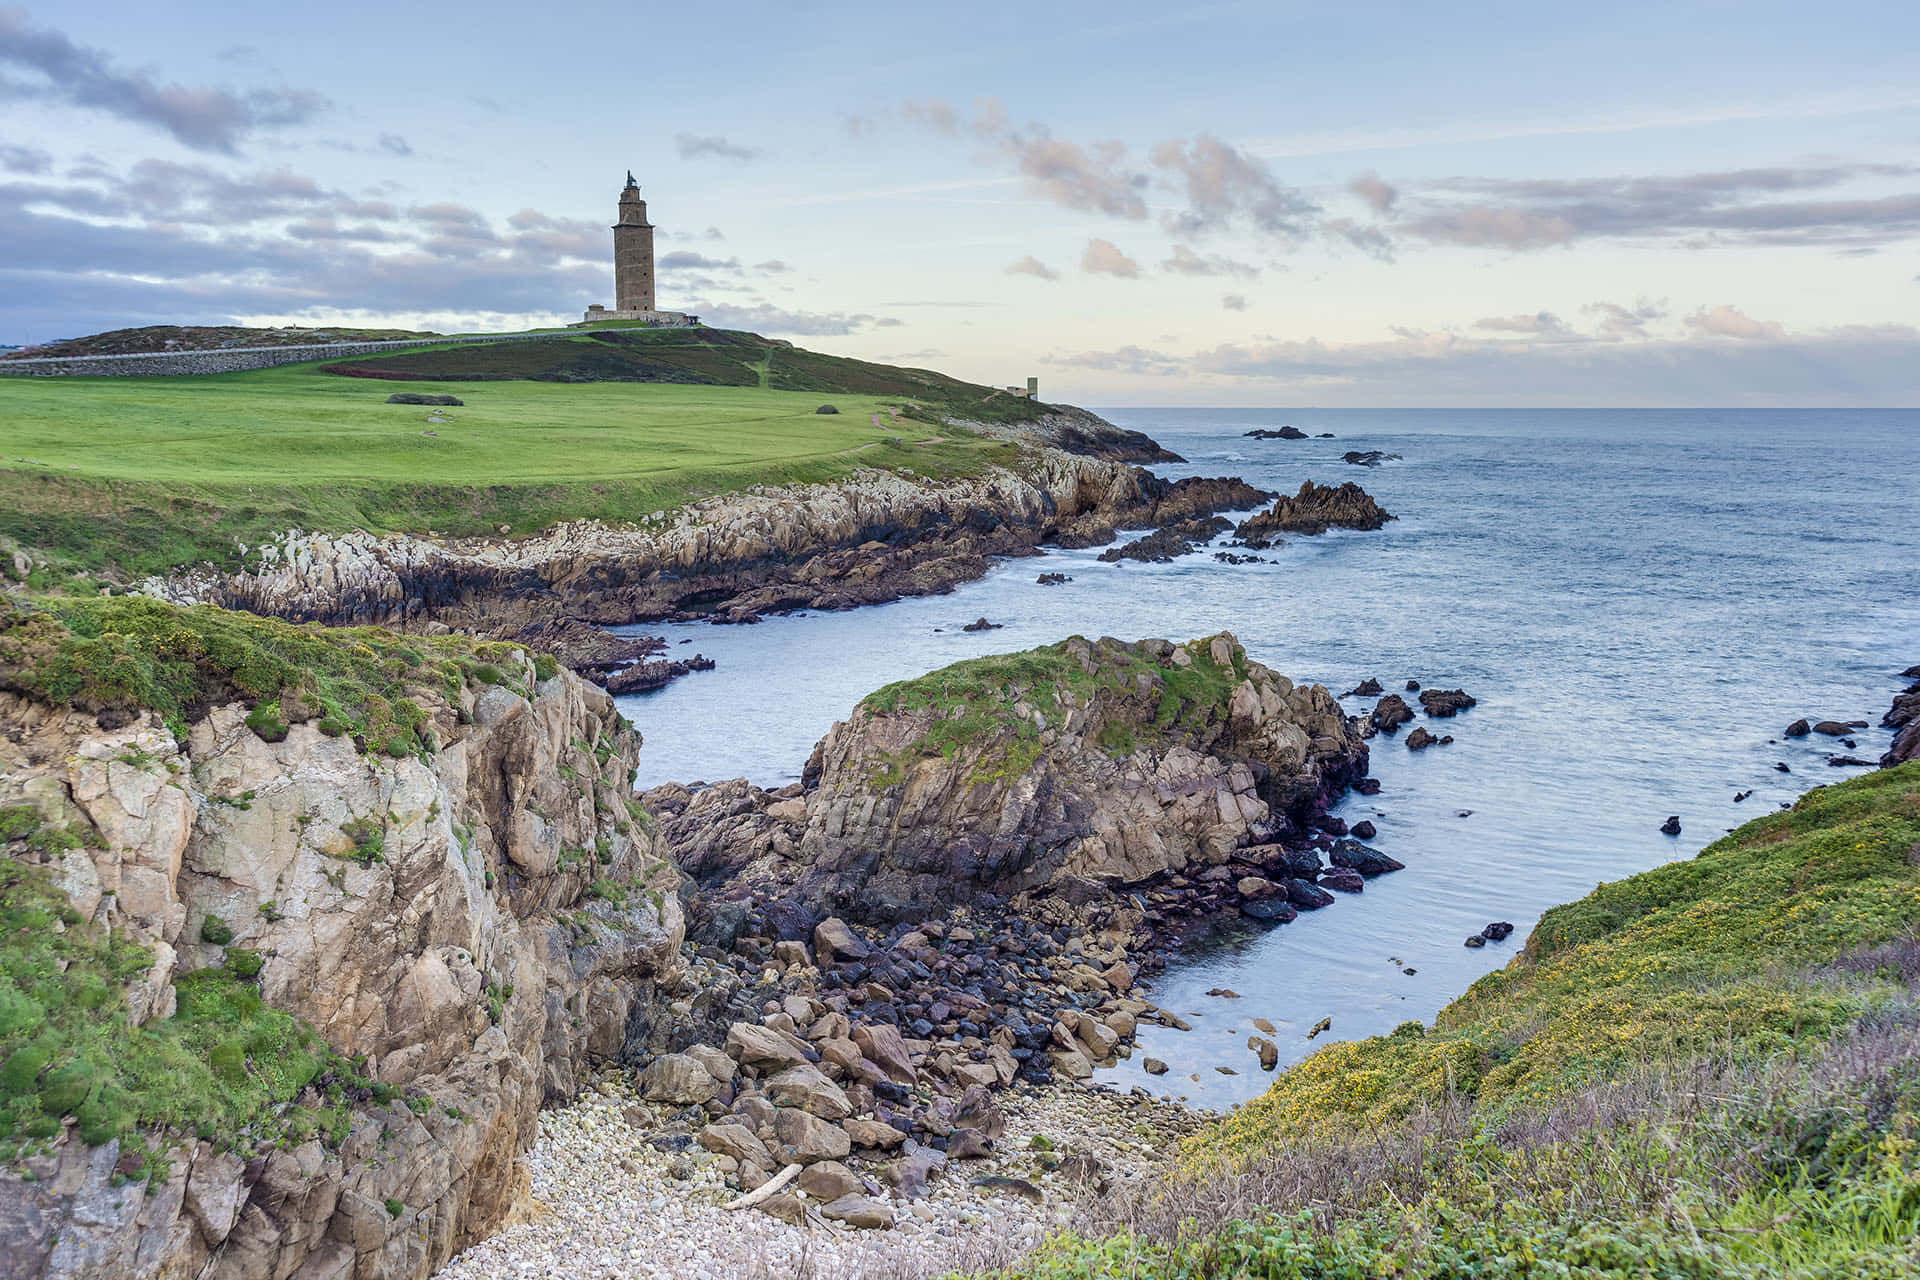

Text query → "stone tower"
[613,171,655,313]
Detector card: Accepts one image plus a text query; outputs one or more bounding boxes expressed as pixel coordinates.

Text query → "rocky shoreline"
[0,611,1406,1278]
[137,410,1265,695]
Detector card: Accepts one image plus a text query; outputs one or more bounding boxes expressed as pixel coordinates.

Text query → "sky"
[3,1,1919,405]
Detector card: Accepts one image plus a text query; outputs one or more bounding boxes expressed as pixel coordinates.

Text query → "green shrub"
[199,916,235,946]
[223,949,265,979]
[243,701,287,742]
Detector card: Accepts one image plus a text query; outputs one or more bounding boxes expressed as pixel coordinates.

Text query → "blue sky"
[4,1,1919,404]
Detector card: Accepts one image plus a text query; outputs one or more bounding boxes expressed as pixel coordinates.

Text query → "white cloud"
[1080,238,1140,278]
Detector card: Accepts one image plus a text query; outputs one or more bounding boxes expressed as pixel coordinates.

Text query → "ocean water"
[617,408,1920,1109]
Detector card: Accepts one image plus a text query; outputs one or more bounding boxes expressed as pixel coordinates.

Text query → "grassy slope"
[0,333,1025,579]
[858,636,1249,783]
[1000,762,1920,1278]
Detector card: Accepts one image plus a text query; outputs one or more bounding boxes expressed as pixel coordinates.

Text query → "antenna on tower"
[625,170,638,189]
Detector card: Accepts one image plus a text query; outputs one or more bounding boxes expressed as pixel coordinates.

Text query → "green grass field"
[0,347,1021,579]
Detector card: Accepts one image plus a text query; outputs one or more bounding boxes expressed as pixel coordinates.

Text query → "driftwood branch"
[722,1163,801,1210]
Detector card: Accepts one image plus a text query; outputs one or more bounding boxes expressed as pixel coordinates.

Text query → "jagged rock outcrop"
[646,634,1366,923]
[142,452,1264,637]
[1883,666,1920,767]
[0,654,686,1280]
[1235,480,1396,548]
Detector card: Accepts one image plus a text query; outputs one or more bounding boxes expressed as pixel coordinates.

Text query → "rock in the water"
[1406,726,1440,750]
[1308,1016,1331,1038]
[1098,518,1230,563]
[1249,1035,1279,1070]
[1318,867,1365,893]
[1482,920,1515,941]
[1037,572,1072,585]
[1341,449,1401,467]
[1244,426,1308,440]
[1235,480,1395,544]
[961,617,1003,632]
[1343,678,1384,698]
[1465,934,1487,948]
[1660,815,1682,836]
[1812,721,1850,736]
[1418,688,1476,717]
[1350,819,1377,840]
[1330,838,1403,876]
[1142,1057,1168,1075]
[1286,878,1335,910]
[1369,694,1413,735]
[1784,719,1811,737]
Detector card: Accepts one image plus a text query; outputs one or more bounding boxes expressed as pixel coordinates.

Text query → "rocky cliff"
[0,599,688,1280]
[1884,665,1920,767]
[138,449,1263,641]
[647,634,1367,924]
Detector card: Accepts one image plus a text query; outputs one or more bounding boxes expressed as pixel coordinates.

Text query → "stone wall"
[0,333,540,378]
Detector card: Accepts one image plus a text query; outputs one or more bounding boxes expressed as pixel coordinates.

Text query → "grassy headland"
[858,635,1252,783]
[995,762,1920,1278]
[0,329,1038,580]
[0,593,539,748]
